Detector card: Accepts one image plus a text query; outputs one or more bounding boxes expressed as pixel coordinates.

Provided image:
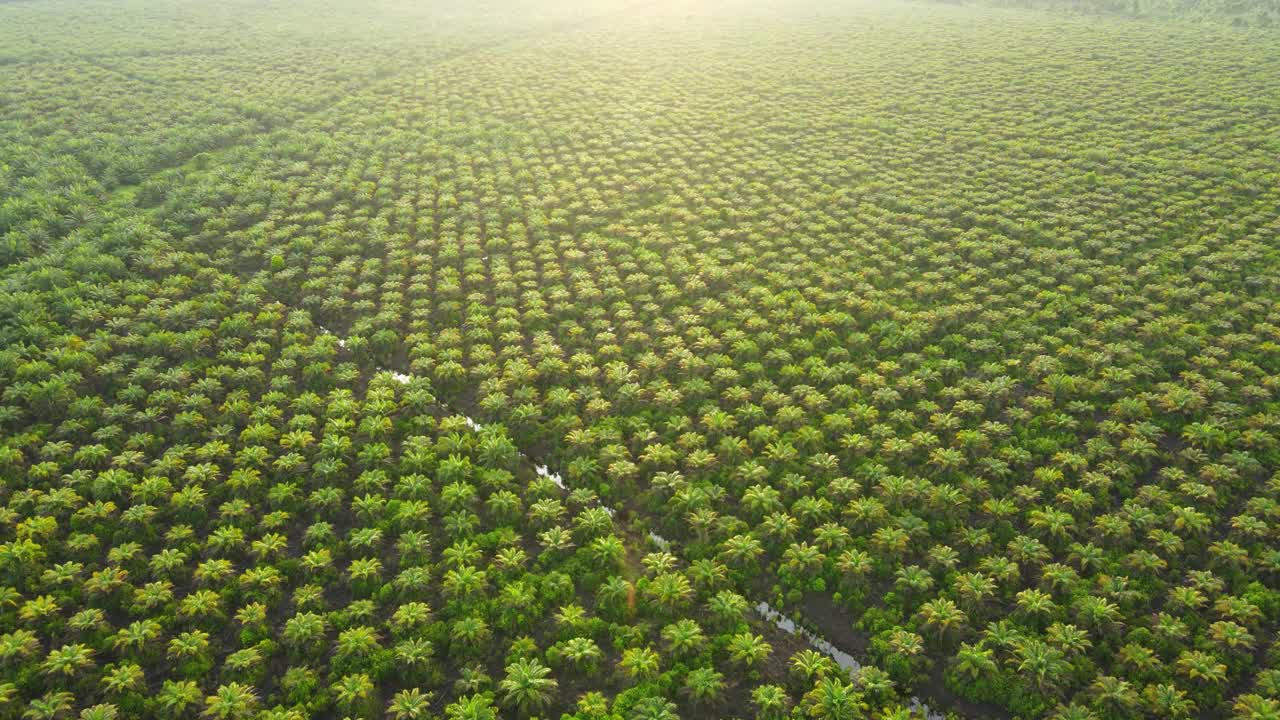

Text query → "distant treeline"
[928,0,1279,26]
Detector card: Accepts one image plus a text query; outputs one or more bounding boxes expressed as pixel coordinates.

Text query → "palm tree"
[587,535,625,570]
[446,693,498,720]
[1232,694,1280,720]
[687,557,728,592]
[1015,639,1067,697]
[394,637,436,679]
[1014,588,1058,625]
[41,643,95,678]
[499,657,557,716]
[661,619,706,659]
[282,611,327,651]
[0,629,40,664]
[443,565,488,599]
[331,673,375,715]
[952,572,996,614]
[887,628,924,660]
[334,625,382,666]
[1073,595,1121,634]
[628,697,679,720]
[101,662,145,696]
[951,642,996,683]
[751,684,792,719]
[78,704,120,720]
[1208,619,1255,654]
[154,680,201,719]
[728,632,772,670]
[571,691,609,719]
[803,677,865,720]
[619,646,661,681]
[387,688,434,720]
[557,637,603,674]
[454,665,492,696]
[917,597,967,643]
[683,666,725,707]
[201,683,258,719]
[1089,674,1139,717]
[21,691,74,720]
[597,575,634,617]
[789,649,836,690]
[1176,649,1227,688]
[834,548,872,586]
[1144,683,1195,718]
[707,589,749,629]
[1047,702,1099,720]
[1045,622,1092,657]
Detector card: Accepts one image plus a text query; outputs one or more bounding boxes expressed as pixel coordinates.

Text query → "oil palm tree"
[917,597,968,643]
[22,691,74,720]
[1089,674,1140,718]
[499,657,557,716]
[1015,639,1067,697]
[661,619,707,659]
[751,684,791,719]
[620,645,662,682]
[1143,684,1195,718]
[201,683,258,719]
[952,642,996,683]
[728,632,772,670]
[331,673,375,716]
[41,643,95,678]
[557,637,603,674]
[803,676,865,720]
[629,697,679,720]
[154,680,201,719]
[683,666,725,707]
[445,693,497,720]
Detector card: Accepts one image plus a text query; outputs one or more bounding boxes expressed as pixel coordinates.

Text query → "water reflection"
[754,601,942,720]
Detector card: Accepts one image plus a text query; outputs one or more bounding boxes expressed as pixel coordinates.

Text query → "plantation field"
[1,0,1279,718]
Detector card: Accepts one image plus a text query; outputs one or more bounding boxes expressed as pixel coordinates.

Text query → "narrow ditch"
[337,338,951,719]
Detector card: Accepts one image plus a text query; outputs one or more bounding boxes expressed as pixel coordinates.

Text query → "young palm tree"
[619,646,661,681]
[707,589,749,629]
[450,616,491,657]
[1231,694,1279,720]
[951,642,996,683]
[498,657,557,716]
[557,636,603,674]
[282,611,327,651]
[445,692,498,720]
[917,597,967,643]
[1089,675,1140,718]
[1015,639,1067,697]
[334,625,382,666]
[683,666,725,707]
[201,682,258,719]
[728,632,772,670]
[790,649,836,688]
[628,697,679,720]
[1142,683,1195,717]
[643,572,692,615]
[79,704,120,720]
[952,572,996,614]
[154,680,202,719]
[22,691,74,720]
[803,677,864,720]
[387,688,434,720]
[1176,649,1227,688]
[41,643,95,678]
[751,684,792,720]
[331,673,375,715]
[661,619,706,659]
[101,662,145,696]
